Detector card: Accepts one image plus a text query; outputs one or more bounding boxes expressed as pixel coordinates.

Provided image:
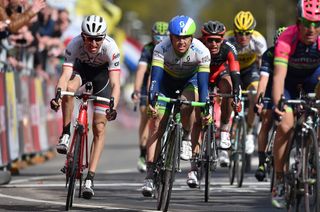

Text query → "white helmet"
[81,15,107,37]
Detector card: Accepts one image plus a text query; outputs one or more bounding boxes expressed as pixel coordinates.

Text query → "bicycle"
[54,82,114,211]
[278,93,320,212]
[229,90,256,187]
[197,91,233,202]
[152,91,205,212]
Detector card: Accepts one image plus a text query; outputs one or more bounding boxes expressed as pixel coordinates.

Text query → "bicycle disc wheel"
[158,125,179,212]
[204,123,213,202]
[303,128,320,212]
[66,129,81,211]
[235,116,246,187]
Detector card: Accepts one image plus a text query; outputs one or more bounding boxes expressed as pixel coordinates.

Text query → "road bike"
[229,90,255,187]
[54,82,113,211]
[152,91,205,212]
[278,94,320,212]
[197,91,233,202]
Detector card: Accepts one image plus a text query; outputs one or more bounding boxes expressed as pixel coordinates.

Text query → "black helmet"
[201,20,226,37]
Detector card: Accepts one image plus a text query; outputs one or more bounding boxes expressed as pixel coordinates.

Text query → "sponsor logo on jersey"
[112,53,120,60]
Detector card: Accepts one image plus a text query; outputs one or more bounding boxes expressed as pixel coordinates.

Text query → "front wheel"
[65,130,81,210]
[235,116,246,187]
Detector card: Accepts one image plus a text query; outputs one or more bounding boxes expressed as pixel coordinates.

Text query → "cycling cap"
[201,20,226,37]
[168,15,196,36]
[234,11,256,31]
[82,15,107,37]
[297,0,320,21]
[152,21,169,35]
[273,26,287,44]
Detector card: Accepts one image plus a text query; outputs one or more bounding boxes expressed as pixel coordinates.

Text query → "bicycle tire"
[204,123,213,202]
[303,128,320,212]
[158,124,180,212]
[235,116,246,187]
[229,118,237,185]
[65,129,81,211]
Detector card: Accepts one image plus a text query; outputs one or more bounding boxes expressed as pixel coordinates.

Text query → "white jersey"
[152,37,210,79]
[63,35,120,71]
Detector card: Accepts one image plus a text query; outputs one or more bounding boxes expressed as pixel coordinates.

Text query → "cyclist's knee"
[92,120,106,134]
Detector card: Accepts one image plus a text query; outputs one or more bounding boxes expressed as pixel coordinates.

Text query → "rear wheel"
[66,129,81,210]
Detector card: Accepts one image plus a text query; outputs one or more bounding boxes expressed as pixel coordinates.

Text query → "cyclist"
[50,15,121,199]
[141,15,211,196]
[132,21,169,173]
[225,11,267,155]
[254,27,287,182]
[272,0,320,208]
[200,20,241,167]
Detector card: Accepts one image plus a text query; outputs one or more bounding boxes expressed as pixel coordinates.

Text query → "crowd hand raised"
[106,108,117,121]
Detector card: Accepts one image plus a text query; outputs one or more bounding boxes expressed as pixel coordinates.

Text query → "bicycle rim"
[236,117,246,187]
[304,129,320,212]
[66,130,81,210]
[159,125,179,212]
[204,123,213,202]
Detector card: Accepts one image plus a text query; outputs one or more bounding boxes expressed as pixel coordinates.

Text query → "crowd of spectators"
[0,0,71,79]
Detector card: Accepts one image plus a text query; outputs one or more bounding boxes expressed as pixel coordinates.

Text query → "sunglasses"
[206,37,223,43]
[83,35,105,42]
[235,31,252,36]
[299,17,320,28]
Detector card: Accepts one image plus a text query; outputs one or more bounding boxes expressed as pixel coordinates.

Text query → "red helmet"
[297,0,320,21]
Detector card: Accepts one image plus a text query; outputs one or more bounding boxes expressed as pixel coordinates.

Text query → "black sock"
[62,122,71,135]
[140,145,146,158]
[258,151,266,166]
[86,171,95,181]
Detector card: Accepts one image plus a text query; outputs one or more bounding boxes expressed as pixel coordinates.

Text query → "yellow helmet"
[234,11,256,32]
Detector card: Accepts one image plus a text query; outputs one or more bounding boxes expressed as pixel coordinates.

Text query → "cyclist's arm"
[133,62,148,93]
[226,43,241,96]
[56,65,73,92]
[197,71,209,102]
[109,70,121,109]
[255,75,269,103]
[149,65,164,102]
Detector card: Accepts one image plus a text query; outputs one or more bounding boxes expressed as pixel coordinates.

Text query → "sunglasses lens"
[85,36,104,42]
[300,18,320,28]
[207,38,222,43]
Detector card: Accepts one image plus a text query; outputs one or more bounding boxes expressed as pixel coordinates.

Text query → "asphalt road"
[0,112,283,212]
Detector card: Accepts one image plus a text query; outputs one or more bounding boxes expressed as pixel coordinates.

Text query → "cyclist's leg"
[272,88,294,207]
[240,66,259,154]
[137,83,149,172]
[255,108,273,181]
[57,74,81,153]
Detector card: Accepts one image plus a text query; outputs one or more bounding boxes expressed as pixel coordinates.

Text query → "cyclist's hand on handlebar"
[147,104,158,119]
[106,108,117,121]
[50,98,61,112]
[131,90,140,103]
[273,106,285,122]
[231,99,242,113]
[254,103,263,115]
[201,112,212,126]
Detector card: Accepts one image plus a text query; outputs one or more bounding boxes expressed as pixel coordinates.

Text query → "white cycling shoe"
[56,134,70,154]
[245,134,255,154]
[219,131,231,149]
[180,140,192,160]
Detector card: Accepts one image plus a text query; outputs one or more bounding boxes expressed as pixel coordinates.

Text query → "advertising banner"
[0,73,8,166]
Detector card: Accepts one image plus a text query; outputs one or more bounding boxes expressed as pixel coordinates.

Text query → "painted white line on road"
[2,182,142,188]
[0,193,158,212]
